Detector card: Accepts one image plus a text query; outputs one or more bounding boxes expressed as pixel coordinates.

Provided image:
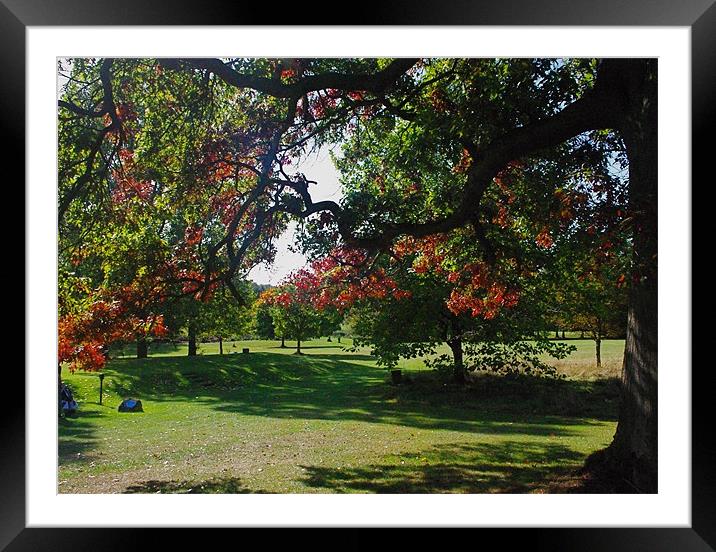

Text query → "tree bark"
[188,321,197,356]
[137,336,148,359]
[595,337,602,369]
[447,337,466,384]
[218,336,223,355]
[295,338,302,355]
[280,336,286,348]
[600,59,658,493]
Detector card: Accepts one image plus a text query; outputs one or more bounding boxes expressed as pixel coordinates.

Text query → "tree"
[333,251,572,383]
[316,307,343,340]
[259,286,321,355]
[560,254,628,369]
[347,270,467,380]
[322,59,655,489]
[58,57,658,491]
[58,57,281,362]
[539,186,631,368]
[255,303,276,340]
[158,278,254,355]
[196,280,255,354]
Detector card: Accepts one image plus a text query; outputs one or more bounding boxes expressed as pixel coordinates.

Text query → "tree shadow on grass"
[61,352,618,469]
[100,352,616,436]
[58,410,104,464]
[205,355,617,435]
[299,440,598,494]
[270,345,344,350]
[292,345,344,350]
[110,341,185,358]
[124,475,258,494]
[308,353,377,362]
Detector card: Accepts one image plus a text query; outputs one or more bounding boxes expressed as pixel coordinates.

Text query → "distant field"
[59,338,622,494]
[548,340,623,379]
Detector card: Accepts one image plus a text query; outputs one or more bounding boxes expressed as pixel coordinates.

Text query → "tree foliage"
[257,275,342,354]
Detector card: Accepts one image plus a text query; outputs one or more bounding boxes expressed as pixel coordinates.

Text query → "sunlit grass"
[59,338,622,494]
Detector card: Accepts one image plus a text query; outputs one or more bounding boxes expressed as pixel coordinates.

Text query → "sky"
[246,146,344,285]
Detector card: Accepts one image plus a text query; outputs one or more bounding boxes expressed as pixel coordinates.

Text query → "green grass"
[59,338,623,494]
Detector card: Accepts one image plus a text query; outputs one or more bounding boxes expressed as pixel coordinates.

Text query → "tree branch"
[163,58,419,99]
[58,59,121,223]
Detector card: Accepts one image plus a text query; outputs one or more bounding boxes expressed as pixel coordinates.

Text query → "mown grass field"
[59,338,624,494]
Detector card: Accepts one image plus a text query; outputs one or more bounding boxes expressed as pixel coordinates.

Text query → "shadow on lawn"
[282,345,344,350]
[58,410,104,463]
[211,357,616,436]
[300,440,588,494]
[308,353,377,362]
[60,351,618,471]
[101,351,617,436]
[56,346,625,497]
[124,476,257,494]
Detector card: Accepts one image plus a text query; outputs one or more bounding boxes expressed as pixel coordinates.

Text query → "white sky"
[247,146,343,285]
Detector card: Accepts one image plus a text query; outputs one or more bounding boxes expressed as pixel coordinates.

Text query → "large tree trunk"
[218,336,223,355]
[280,336,286,348]
[188,321,197,356]
[447,337,466,384]
[137,336,148,359]
[295,338,302,355]
[447,318,466,383]
[595,337,602,369]
[599,59,658,493]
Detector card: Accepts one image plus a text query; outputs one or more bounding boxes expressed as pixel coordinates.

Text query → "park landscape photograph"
[57,56,658,496]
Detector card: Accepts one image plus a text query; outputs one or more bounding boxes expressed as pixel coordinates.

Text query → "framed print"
[8,0,709,549]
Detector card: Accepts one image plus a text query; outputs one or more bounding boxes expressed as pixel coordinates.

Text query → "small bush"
[465,340,575,378]
[425,339,575,380]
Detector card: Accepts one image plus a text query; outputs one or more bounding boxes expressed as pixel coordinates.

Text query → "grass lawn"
[59,338,624,494]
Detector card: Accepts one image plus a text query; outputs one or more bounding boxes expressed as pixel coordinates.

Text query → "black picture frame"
[7,1,707,549]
